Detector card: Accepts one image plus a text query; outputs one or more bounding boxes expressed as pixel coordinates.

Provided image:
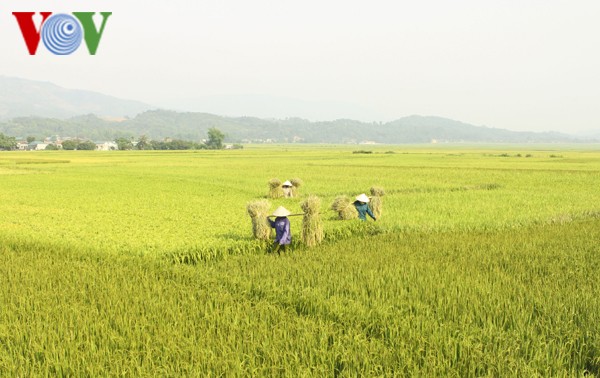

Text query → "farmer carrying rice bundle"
[267,206,292,254]
[354,193,377,222]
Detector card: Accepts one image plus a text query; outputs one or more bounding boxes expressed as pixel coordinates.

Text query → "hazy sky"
[1,1,599,132]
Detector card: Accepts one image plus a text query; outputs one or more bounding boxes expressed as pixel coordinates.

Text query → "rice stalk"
[290,178,303,188]
[247,200,271,240]
[369,186,385,219]
[370,186,385,197]
[268,178,283,198]
[301,195,323,247]
[290,178,303,197]
[331,195,358,220]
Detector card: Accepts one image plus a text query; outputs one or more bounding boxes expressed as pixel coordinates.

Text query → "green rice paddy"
[1,145,599,376]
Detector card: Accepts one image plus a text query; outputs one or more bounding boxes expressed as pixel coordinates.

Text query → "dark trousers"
[272,243,288,255]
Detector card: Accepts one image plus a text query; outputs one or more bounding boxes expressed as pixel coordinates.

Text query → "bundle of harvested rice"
[290,177,304,197]
[246,200,272,240]
[290,178,303,197]
[369,186,385,219]
[370,186,385,197]
[268,178,283,198]
[331,195,358,220]
[301,195,323,247]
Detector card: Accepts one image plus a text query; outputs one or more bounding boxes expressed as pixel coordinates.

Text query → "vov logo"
[13,12,112,55]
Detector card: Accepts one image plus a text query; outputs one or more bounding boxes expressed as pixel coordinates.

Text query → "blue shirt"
[268,217,291,245]
[354,201,376,221]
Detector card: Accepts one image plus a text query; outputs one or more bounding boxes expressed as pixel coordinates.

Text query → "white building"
[16,142,29,150]
[95,141,118,151]
[28,141,49,150]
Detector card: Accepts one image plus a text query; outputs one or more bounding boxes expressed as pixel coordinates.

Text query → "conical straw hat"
[355,193,370,203]
[272,206,292,217]
[282,180,292,187]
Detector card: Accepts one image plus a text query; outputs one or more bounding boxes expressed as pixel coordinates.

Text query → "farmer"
[354,193,377,221]
[267,206,292,254]
[282,180,293,198]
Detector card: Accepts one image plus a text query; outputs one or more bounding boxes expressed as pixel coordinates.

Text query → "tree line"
[0,128,231,151]
[0,133,16,150]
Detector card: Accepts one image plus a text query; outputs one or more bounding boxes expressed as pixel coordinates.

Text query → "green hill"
[0,76,589,143]
[0,110,583,143]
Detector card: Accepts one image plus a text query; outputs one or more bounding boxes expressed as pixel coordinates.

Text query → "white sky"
[1,0,599,132]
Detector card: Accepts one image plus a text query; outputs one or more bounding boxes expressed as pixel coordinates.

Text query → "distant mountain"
[0,76,153,119]
[0,110,589,143]
[165,94,386,122]
[0,76,593,143]
[574,130,600,139]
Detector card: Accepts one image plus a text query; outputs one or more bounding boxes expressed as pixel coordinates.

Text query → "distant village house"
[28,141,49,150]
[95,141,118,151]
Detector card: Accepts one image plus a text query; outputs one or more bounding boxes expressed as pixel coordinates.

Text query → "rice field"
[1,145,599,376]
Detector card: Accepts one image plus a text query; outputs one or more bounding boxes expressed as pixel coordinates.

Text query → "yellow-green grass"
[1,145,600,375]
[1,217,598,375]
[1,146,600,259]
